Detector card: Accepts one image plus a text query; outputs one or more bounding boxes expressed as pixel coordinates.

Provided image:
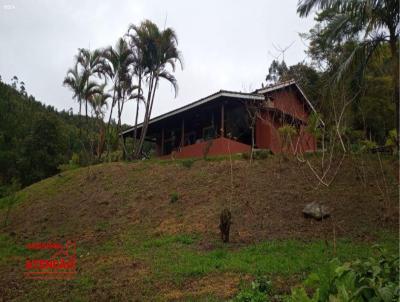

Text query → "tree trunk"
[78,98,82,138]
[118,90,129,160]
[134,72,155,159]
[133,73,142,154]
[105,87,117,156]
[85,99,88,131]
[138,76,159,158]
[389,32,399,149]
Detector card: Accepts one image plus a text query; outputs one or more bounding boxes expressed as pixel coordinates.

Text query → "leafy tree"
[10,76,18,89]
[18,113,68,185]
[265,60,322,108]
[0,80,111,195]
[265,59,288,84]
[19,81,26,96]
[298,0,400,145]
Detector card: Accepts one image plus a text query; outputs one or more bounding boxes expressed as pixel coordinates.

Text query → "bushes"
[242,149,272,160]
[232,248,399,301]
[385,129,398,154]
[180,159,195,168]
[286,247,399,302]
[100,150,123,163]
[231,276,272,302]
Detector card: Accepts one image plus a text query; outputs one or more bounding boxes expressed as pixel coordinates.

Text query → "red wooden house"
[122,80,318,158]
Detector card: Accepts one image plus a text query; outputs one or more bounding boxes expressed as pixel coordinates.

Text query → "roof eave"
[121,91,264,135]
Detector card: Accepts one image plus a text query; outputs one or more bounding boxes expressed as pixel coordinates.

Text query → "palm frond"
[158,71,178,97]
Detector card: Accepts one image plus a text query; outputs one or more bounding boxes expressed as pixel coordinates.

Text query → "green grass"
[0,191,26,210]
[0,233,27,263]
[122,231,398,284]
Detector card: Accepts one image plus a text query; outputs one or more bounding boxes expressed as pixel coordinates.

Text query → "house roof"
[122,90,264,135]
[122,80,321,136]
[255,79,318,116]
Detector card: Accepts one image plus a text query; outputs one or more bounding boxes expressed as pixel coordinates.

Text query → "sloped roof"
[122,90,264,135]
[255,79,318,116]
[122,80,321,136]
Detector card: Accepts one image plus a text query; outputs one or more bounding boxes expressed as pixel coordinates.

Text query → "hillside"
[0,81,128,195]
[0,81,84,192]
[0,156,398,301]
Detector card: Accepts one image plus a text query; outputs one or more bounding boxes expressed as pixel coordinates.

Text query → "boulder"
[303,202,330,220]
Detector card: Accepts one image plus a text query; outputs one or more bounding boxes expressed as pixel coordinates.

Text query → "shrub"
[241,149,272,161]
[71,152,80,165]
[170,192,179,203]
[58,163,79,172]
[180,159,195,168]
[231,276,272,302]
[286,247,399,302]
[253,149,271,160]
[100,150,123,163]
[350,139,378,154]
[385,129,398,150]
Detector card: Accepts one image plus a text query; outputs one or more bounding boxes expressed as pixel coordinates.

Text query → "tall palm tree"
[297,0,399,144]
[90,84,110,157]
[132,20,183,158]
[77,48,106,126]
[63,63,86,132]
[90,83,110,120]
[126,23,148,150]
[102,38,135,152]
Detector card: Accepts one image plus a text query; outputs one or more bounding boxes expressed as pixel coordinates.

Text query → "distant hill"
[0,81,98,195]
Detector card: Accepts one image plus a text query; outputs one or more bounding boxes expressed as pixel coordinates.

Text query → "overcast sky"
[0,0,316,124]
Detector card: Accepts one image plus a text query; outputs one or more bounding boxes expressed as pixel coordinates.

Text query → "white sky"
[0,0,316,125]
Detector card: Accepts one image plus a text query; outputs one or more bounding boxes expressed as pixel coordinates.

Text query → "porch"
[138,93,257,158]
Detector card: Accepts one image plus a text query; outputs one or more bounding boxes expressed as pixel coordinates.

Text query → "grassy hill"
[0,156,398,301]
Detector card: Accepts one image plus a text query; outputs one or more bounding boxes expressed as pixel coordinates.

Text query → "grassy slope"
[0,155,398,301]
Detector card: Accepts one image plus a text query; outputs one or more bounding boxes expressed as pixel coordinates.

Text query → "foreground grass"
[122,231,398,282]
[0,228,397,301]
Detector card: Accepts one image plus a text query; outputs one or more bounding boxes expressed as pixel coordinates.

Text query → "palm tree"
[102,38,135,152]
[126,23,148,150]
[297,0,399,145]
[90,84,110,157]
[132,20,183,158]
[63,63,86,131]
[77,48,106,126]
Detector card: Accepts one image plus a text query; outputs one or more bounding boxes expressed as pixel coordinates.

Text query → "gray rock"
[303,202,330,220]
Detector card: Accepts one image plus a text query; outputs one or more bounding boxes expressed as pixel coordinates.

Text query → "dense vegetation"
[265,0,398,146]
[0,79,123,197]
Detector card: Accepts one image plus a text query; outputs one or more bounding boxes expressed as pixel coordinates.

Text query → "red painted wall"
[157,86,316,158]
[266,88,309,122]
[160,137,251,159]
[255,113,316,154]
[255,88,317,154]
